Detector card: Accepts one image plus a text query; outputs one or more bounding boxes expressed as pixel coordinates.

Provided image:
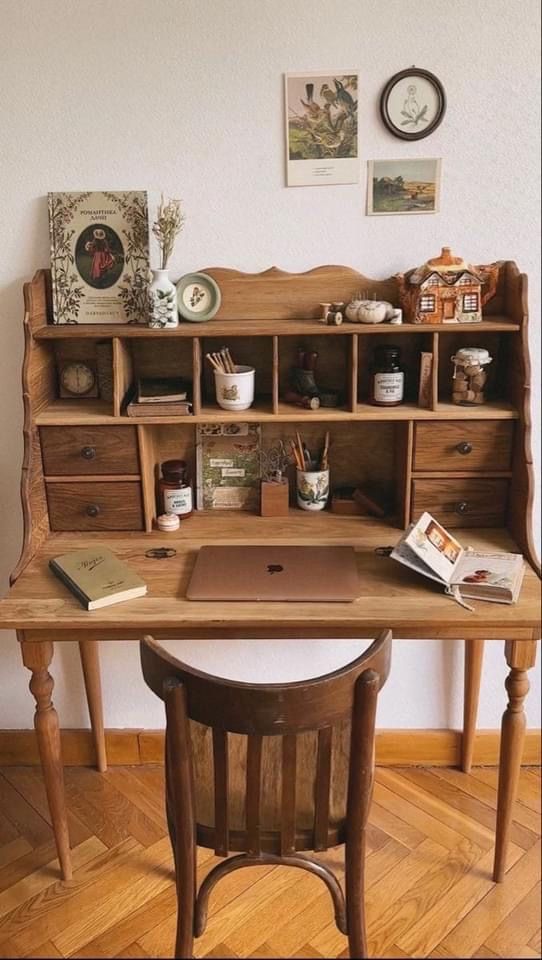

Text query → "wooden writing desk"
[0,266,539,885]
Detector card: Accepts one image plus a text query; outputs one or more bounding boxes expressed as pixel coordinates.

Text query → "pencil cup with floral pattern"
[296,468,329,511]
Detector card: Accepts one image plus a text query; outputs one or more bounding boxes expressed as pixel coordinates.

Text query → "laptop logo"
[267,564,284,575]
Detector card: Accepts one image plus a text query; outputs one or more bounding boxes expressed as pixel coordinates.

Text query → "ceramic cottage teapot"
[345,296,402,324]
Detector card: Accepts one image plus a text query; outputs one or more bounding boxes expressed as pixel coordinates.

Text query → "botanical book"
[49,546,147,610]
[48,191,150,324]
[391,512,525,607]
[196,423,261,510]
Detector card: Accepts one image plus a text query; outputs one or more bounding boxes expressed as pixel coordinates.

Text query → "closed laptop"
[186,545,359,602]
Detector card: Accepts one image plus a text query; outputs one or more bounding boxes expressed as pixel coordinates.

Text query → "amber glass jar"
[159,459,193,517]
[369,345,404,406]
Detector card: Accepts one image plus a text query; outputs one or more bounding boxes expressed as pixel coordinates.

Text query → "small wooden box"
[260,479,289,517]
[330,487,364,515]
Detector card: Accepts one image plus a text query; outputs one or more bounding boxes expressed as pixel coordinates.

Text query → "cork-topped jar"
[451,347,492,405]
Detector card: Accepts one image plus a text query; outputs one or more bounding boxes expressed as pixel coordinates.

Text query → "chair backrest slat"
[313,726,333,851]
[212,728,229,855]
[246,734,263,856]
[281,735,297,855]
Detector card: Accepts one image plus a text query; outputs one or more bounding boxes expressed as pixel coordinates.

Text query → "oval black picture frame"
[380,67,446,141]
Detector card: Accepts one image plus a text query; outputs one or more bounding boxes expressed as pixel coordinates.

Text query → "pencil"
[321,430,330,470]
[296,430,305,470]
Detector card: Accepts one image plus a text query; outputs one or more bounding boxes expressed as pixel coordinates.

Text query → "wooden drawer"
[411,478,508,528]
[47,481,144,531]
[40,426,140,476]
[413,421,513,472]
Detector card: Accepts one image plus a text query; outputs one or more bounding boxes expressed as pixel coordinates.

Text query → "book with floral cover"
[391,512,525,606]
[48,191,150,324]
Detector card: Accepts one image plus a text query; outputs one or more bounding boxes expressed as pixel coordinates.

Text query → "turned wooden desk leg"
[493,638,538,882]
[462,638,485,773]
[78,640,107,773]
[20,637,72,882]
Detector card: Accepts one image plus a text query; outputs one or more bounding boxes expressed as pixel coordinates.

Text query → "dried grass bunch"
[152,195,185,269]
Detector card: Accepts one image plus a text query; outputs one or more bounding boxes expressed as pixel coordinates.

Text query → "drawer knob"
[455,441,473,455]
[85,504,101,518]
[454,500,469,515]
[81,446,97,460]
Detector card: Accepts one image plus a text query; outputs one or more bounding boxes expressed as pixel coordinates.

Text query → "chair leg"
[174,872,195,959]
[345,826,368,959]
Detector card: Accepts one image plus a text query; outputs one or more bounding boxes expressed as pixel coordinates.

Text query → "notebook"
[49,546,147,610]
[186,545,360,602]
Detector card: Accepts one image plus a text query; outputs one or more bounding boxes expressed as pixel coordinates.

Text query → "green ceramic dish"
[176,272,222,322]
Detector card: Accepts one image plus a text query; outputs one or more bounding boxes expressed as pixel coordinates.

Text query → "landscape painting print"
[48,191,150,323]
[367,159,441,215]
[285,71,359,186]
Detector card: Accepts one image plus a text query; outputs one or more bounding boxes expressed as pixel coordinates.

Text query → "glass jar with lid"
[451,347,492,405]
[159,459,193,517]
[369,344,404,406]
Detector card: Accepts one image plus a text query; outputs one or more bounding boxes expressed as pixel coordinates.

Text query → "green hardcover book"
[49,546,147,610]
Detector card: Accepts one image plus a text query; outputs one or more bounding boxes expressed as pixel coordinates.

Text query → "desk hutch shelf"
[17,263,538,577]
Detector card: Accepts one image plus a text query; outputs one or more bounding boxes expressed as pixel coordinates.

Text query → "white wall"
[0,0,540,731]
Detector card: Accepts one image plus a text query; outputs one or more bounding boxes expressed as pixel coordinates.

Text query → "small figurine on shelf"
[286,347,341,409]
[395,247,499,324]
[260,440,291,517]
[149,195,186,329]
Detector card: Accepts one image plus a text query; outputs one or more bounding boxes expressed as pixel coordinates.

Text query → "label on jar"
[164,487,193,515]
[373,372,404,403]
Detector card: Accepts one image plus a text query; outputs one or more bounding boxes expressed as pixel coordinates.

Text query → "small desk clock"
[59,360,99,398]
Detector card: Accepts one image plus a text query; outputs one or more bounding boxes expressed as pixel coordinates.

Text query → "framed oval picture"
[380,68,446,141]
[176,272,222,322]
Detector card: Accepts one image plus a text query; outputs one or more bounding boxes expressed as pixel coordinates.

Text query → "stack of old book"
[126,377,193,417]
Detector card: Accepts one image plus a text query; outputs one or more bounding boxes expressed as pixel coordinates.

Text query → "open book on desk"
[391,512,525,608]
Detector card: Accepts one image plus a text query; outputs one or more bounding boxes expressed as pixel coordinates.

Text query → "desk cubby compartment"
[48,337,115,418]
[200,336,274,416]
[138,420,408,530]
[118,337,195,416]
[357,332,436,410]
[278,335,354,413]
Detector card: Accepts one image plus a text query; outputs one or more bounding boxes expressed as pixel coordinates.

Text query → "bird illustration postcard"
[284,71,359,186]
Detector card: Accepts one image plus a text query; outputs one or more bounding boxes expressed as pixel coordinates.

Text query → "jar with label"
[369,345,404,406]
[451,347,492,405]
[159,459,193,517]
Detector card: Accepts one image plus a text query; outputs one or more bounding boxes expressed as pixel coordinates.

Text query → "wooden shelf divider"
[112,337,134,418]
[192,338,202,416]
[272,336,279,414]
[431,332,440,411]
[349,334,358,413]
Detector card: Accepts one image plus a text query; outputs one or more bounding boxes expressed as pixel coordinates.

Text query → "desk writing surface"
[0,515,540,638]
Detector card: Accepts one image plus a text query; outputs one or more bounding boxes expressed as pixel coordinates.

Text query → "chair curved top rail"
[140,629,391,735]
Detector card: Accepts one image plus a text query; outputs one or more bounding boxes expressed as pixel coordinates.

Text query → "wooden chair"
[140,630,392,959]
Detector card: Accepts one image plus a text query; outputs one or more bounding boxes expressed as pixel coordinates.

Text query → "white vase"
[149,269,178,328]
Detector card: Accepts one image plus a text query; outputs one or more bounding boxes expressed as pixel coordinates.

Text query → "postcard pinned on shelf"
[48,191,150,323]
[367,158,441,215]
[285,71,359,186]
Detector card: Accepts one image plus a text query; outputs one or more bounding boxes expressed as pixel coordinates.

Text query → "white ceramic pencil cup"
[296,468,330,511]
[214,365,255,411]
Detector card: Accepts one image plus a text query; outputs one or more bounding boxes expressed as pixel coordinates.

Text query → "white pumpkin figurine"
[345,295,401,324]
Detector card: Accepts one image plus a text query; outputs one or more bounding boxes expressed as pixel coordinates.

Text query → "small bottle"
[370,345,404,406]
[159,459,193,517]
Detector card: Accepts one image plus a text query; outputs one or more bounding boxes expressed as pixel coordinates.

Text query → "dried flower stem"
[152,194,185,269]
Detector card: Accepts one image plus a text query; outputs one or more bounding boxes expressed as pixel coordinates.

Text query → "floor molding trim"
[0,727,540,767]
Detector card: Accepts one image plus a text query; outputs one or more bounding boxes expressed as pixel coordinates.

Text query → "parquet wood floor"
[0,765,539,959]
